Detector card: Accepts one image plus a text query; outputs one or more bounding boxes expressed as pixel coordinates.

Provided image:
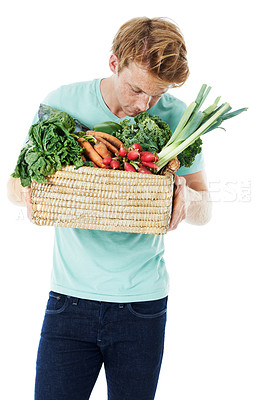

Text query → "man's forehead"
[125,62,169,95]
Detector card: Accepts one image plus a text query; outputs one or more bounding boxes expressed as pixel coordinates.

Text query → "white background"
[1,1,266,399]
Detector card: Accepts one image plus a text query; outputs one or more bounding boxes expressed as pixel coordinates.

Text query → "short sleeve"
[176,151,205,176]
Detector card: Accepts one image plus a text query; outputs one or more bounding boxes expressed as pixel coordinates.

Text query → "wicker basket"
[30,165,175,235]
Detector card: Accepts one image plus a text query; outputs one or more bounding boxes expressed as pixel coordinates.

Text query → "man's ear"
[109,54,119,74]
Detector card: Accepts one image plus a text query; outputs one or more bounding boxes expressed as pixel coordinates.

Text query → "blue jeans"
[35,291,168,400]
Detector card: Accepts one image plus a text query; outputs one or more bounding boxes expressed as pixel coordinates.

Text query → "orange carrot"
[93,134,120,155]
[93,141,112,159]
[88,130,123,149]
[78,138,105,168]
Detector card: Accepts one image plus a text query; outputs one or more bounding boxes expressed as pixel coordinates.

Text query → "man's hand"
[7,177,32,221]
[168,170,212,229]
[22,186,32,221]
[168,175,187,231]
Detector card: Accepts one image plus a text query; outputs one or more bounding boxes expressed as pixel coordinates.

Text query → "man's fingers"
[175,175,186,187]
[22,187,32,204]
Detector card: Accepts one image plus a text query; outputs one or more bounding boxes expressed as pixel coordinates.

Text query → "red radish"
[140,151,154,156]
[119,147,127,157]
[124,162,136,172]
[138,166,152,174]
[140,161,159,169]
[140,152,159,162]
[140,153,155,162]
[127,150,140,161]
[102,165,110,169]
[102,156,112,165]
[110,160,120,169]
[132,143,143,152]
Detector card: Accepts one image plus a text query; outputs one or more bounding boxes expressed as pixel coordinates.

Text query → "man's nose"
[136,94,152,112]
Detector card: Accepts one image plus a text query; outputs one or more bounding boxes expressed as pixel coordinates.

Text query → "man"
[8,17,212,400]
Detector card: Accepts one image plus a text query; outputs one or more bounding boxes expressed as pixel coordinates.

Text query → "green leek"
[157,85,247,171]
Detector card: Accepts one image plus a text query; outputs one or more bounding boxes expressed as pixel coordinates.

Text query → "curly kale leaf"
[178,138,202,168]
[114,112,172,153]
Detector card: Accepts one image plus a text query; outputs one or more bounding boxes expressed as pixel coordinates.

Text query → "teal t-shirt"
[35,79,204,302]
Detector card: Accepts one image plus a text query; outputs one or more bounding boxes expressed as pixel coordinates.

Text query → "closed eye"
[132,88,142,94]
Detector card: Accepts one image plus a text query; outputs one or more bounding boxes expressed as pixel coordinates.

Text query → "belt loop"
[72,297,79,306]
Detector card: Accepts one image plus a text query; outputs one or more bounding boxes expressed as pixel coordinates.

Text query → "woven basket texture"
[31,166,174,235]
